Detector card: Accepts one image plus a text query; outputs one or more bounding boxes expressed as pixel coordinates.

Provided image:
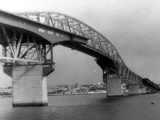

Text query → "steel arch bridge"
[1,10,160,108]
[16,11,142,85]
[0,10,155,88]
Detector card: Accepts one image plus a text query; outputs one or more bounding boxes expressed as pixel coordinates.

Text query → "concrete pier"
[139,87,146,94]
[107,78,123,97]
[12,64,48,107]
[128,84,140,95]
[146,89,152,94]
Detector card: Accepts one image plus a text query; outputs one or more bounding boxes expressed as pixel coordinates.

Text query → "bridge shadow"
[98,96,123,104]
[97,93,155,104]
[13,64,40,84]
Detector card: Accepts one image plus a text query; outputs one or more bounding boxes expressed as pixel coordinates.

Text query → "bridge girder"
[0,26,53,64]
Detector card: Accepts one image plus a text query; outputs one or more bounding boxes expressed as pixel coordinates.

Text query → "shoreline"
[0,93,106,98]
[48,92,106,96]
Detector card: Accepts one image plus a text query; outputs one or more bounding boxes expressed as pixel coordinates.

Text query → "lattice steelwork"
[0,26,53,65]
[16,12,142,85]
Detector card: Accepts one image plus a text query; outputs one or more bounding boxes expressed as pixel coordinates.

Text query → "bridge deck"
[0,10,87,44]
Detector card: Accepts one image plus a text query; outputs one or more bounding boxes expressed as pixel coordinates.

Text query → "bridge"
[0,10,159,107]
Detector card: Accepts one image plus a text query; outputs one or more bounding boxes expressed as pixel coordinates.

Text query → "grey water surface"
[0,93,160,120]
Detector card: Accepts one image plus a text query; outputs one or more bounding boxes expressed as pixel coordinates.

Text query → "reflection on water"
[0,93,160,120]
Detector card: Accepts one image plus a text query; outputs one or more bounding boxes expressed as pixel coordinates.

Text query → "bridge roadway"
[0,10,159,107]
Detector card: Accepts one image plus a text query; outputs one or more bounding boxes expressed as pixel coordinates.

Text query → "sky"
[0,0,160,87]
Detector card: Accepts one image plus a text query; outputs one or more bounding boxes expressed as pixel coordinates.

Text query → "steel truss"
[16,12,142,85]
[0,26,53,65]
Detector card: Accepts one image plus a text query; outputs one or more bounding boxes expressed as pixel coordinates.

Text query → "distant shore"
[48,92,106,96]
[0,95,12,98]
[0,92,106,98]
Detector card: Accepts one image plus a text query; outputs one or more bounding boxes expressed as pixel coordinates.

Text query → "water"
[0,93,160,120]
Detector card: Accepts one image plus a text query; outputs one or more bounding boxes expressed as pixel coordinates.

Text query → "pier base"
[139,87,146,94]
[12,64,48,107]
[146,89,152,94]
[128,84,140,95]
[107,78,123,97]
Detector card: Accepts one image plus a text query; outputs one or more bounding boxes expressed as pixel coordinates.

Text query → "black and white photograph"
[0,0,160,120]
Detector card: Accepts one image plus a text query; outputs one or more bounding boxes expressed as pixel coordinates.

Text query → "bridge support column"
[12,64,48,107]
[146,89,152,94]
[128,84,140,95]
[139,87,146,94]
[107,78,123,97]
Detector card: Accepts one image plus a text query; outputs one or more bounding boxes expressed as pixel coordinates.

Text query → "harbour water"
[0,93,160,120]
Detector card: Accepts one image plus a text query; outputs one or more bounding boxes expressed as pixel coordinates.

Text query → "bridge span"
[0,10,159,107]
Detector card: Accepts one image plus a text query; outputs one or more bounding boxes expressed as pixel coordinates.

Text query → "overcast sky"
[0,0,160,87]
